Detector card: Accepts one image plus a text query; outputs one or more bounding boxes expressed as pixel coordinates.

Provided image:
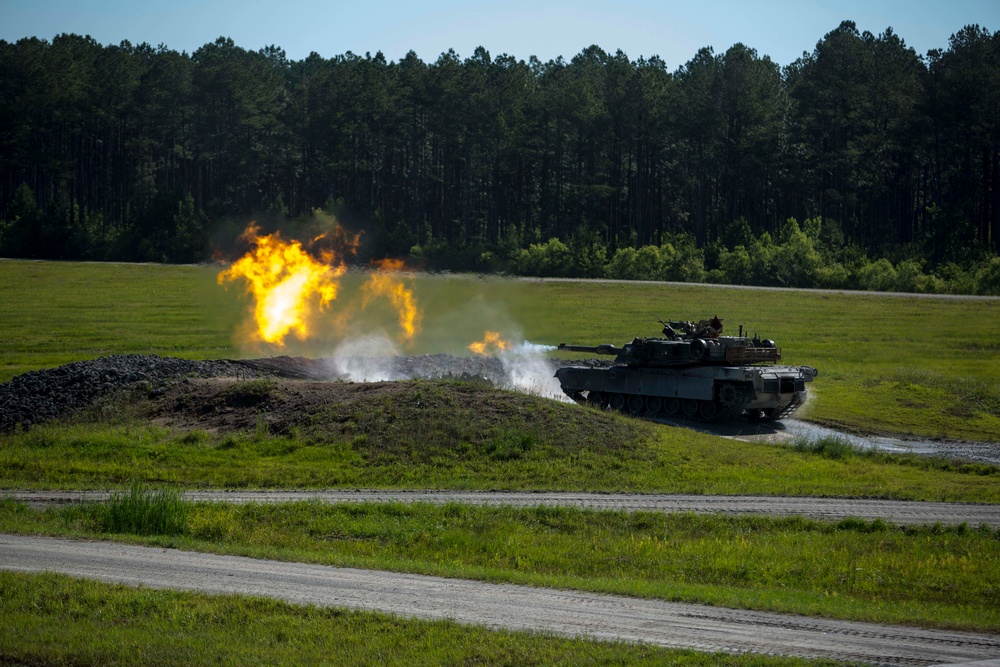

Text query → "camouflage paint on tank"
[555,316,817,422]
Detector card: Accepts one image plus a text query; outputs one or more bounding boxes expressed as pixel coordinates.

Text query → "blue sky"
[2,0,998,68]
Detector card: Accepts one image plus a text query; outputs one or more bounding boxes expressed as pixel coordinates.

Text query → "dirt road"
[2,534,997,666]
[7,489,1000,527]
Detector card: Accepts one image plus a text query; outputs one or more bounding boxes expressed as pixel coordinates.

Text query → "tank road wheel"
[698,400,719,420]
[645,396,663,416]
[682,399,700,418]
[586,391,606,410]
[627,394,644,415]
[609,393,626,412]
[664,397,681,416]
[718,383,739,407]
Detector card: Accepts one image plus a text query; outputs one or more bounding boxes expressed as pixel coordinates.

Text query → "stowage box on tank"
[555,316,818,422]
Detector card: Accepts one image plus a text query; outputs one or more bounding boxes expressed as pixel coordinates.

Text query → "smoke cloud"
[326,333,403,382]
[496,341,568,401]
[318,334,571,403]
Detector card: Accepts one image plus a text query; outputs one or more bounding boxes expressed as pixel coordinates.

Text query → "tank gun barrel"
[558,343,622,356]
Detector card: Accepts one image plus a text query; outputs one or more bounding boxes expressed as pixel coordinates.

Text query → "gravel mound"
[239,354,510,384]
[0,355,266,432]
[0,353,578,432]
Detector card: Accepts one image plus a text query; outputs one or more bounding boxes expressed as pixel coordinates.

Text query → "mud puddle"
[656,416,1000,465]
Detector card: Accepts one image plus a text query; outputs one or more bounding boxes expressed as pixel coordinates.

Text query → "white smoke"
[326,333,402,381]
[497,341,571,402]
[321,333,571,403]
[795,382,818,418]
[512,341,558,355]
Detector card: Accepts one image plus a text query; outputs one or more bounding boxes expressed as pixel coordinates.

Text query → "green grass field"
[3,259,1000,664]
[1,260,999,440]
[4,408,999,501]
[3,498,997,632]
[0,571,843,667]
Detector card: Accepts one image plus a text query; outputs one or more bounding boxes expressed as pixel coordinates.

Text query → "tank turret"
[558,316,782,368]
[555,316,817,422]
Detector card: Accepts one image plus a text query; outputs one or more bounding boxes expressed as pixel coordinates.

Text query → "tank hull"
[555,364,815,422]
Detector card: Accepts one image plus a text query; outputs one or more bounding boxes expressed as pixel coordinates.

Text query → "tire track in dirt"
[7,490,1000,527]
[2,534,998,666]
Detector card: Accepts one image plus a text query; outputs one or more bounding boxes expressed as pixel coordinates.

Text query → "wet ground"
[658,416,1000,465]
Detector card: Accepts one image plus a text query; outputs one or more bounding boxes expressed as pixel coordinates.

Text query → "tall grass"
[97,483,188,535]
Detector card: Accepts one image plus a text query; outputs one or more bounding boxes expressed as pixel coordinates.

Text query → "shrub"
[605,246,641,280]
[512,238,574,277]
[893,260,926,293]
[568,237,608,278]
[718,246,752,284]
[936,262,976,294]
[660,234,706,282]
[975,257,1000,296]
[815,262,850,289]
[633,245,664,279]
[769,222,821,288]
[855,258,898,292]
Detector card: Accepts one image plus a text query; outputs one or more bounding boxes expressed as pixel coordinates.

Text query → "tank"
[555,316,818,422]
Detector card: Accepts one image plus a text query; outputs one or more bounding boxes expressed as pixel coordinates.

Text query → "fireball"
[468,331,511,356]
[361,258,422,342]
[217,225,354,346]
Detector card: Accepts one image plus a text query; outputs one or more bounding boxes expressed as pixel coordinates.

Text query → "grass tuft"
[220,379,278,408]
[484,429,538,461]
[793,436,870,460]
[97,482,188,536]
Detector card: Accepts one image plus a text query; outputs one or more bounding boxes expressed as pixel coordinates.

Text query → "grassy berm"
[3,376,999,500]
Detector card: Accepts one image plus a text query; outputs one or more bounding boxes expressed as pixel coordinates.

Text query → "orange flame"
[468,331,511,356]
[361,258,422,342]
[217,225,356,346]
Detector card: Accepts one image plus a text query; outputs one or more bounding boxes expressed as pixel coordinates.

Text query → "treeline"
[0,22,998,293]
[507,218,1000,295]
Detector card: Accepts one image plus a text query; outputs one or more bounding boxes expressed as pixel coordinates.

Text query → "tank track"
[576,390,753,423]
[677,399,748,423]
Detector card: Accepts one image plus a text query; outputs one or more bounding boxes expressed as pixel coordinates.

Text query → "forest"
[1,21,998,293]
